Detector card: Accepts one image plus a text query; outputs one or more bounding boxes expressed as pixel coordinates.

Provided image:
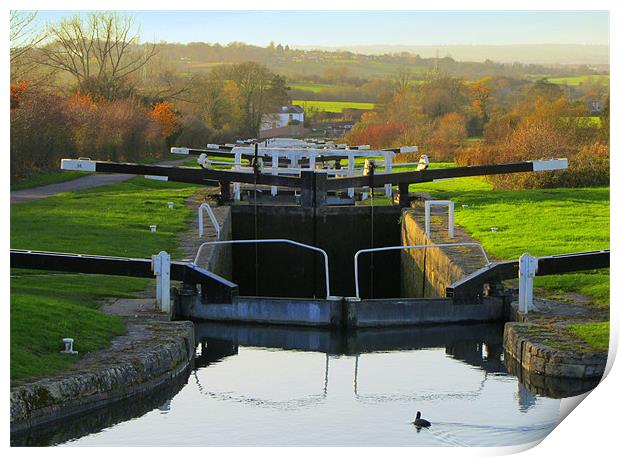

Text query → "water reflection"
[14,322,589,446]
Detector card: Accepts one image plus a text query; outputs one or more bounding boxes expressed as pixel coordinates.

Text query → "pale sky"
[32,10,609,47]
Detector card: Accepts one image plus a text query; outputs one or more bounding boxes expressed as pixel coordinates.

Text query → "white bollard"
[168,202,174,209]
[347,152,355,198]
[384,152,393,197]
[60,338,78,355]
[152,251,171,313]
[233,149,242,200]
[149,225,157,233]
[271,151,279,197]
[518,253,538,314]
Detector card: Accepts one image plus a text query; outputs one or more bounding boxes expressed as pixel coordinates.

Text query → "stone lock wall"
[400,204,489,298]
[11,321,195,434]
[503,322,606,379]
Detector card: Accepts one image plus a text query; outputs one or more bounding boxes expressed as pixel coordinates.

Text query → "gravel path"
[10,158,188,204]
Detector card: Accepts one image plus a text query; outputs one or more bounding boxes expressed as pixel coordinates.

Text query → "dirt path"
[10,158,188,204]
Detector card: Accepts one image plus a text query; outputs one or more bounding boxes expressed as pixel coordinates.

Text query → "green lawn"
[10,177,198,382]
[293,100,376,113]
[568,321,609,351]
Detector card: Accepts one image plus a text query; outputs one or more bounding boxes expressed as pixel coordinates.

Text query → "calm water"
[40,322,571,447]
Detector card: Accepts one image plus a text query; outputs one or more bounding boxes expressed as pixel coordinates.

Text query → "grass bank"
[360,163,609,307]
[10,177,198,382]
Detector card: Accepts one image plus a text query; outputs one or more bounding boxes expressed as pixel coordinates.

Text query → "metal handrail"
[198,203,221,239]
[353,243,492,299]
[194,239,334,298]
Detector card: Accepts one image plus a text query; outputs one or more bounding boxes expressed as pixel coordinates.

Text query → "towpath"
[10,158,187,204]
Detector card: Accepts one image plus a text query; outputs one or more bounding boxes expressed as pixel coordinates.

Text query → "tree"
[419,76,467,119]
[599,95,610,144]
[10,11,47,83]
[393,68,415,95]
[225,62,289,136]
[149,102,180,138]
[266,74,290,107]
[40,12,157,100]
[433,112,467,145]
[527,79,563,102]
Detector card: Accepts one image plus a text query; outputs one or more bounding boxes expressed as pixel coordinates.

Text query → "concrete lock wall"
[186,296,344,327]
[230,205,402,298]
[400,206,489,298]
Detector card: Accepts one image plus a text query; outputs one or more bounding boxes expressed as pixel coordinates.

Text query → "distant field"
[290,83,338,93]
[293,100,376,113]
[560,116,602,128]
[546,75,609,86]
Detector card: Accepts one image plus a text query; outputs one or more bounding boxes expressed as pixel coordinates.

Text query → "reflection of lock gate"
[190,350,492,410]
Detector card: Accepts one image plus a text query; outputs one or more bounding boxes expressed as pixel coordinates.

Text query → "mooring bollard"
[150,225,157,232]
[168,202,174,209]
[518,253,538,314]
[60,338,78,355]
[151,251,171,313]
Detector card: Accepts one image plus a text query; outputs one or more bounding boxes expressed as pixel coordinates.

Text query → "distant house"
[260,105,305,131]
[586,98,602,114]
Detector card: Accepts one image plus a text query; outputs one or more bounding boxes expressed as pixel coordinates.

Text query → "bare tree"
[10,11,47,82]
[39,12,157,99]
[393,68,415,95]
[139,52,193,103]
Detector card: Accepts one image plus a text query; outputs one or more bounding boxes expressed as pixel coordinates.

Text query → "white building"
[260,105,305,131]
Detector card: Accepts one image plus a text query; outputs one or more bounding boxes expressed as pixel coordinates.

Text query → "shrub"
[455,130,608,190]
[11,89,76,182]
[344,122,406,148]
[176,115,213,148]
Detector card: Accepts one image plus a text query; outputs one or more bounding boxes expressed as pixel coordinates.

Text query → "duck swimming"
[413,411,431,428]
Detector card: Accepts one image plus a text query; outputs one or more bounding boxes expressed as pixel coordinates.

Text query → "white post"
[424,203,431,238]
[233,149,242,200]
[448,201,455,238]
[152,253,162,305]
[160,251,171,313]
[271,151,279,196]
[519,253,538,314]
[151,251,171,313]
[384,152,393,197]
[309,154,316,170]
[347,152,355,198]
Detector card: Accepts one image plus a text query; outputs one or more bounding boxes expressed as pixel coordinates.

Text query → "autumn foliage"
[149,102,180,138]
[10,81,29,109]
[345,121,406,149]
[10,87,170,181]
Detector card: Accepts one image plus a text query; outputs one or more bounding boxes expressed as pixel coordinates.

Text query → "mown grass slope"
[10,177,198,382]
